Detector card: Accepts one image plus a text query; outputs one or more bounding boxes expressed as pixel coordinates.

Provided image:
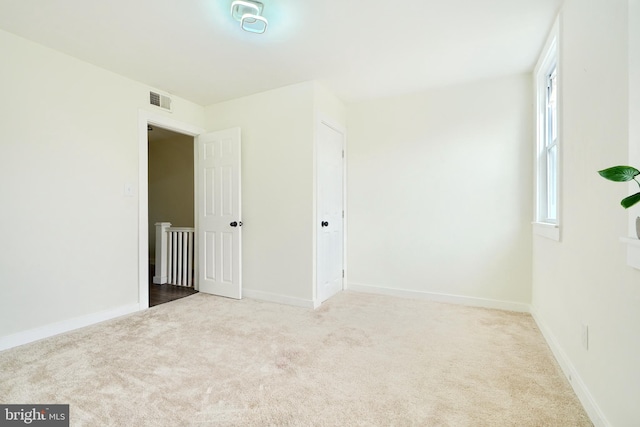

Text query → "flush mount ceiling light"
[231,0,268,34]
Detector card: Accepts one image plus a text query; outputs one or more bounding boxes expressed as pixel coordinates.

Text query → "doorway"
[138,111,205,310]
[138,112,243,308]
[147,125,197,307]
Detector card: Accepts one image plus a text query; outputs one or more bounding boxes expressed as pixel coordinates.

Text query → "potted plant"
[598,165,640,238]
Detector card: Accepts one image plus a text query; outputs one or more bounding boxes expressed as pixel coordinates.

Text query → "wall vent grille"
[150,91,172,112]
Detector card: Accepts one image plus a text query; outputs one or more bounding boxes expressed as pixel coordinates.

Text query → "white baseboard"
[531,306,610,427]
[0,303,141,352]
[346,282,531,313]
[242,289,316,309]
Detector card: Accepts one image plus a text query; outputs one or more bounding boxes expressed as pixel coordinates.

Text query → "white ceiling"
[0,0,563,106]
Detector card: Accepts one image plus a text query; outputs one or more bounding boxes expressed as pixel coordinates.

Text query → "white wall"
[531,1,640,425]
[346,74,533,310]
[0,29,204,341]
[313,81,347,126]
[205,82,316,304]
[204,82,347,306]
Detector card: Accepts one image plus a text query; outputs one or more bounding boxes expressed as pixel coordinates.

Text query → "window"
[534,20,560,240]
[544,65,558,221]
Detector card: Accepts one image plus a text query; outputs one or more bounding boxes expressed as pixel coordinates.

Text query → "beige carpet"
[0,292,591,426]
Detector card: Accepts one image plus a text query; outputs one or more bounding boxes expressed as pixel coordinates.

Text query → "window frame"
[533,18,561,241]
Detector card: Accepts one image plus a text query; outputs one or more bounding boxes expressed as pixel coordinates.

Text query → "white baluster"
[177,232,183,285]
[168,232,174,284]
[187,231,193,287]
[172,232,178,284]
[180,232,187,286]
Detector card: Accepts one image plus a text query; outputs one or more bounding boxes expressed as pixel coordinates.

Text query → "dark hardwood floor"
[149,265,198,307]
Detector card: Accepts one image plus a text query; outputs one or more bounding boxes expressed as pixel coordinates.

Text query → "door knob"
[230,221,238,227]
[321,221,329,227]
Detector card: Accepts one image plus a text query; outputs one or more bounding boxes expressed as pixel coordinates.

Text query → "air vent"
[149,91,172,112]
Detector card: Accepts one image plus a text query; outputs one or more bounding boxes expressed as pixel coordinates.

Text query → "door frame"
[313,114,347,306]
[138,110,205,309]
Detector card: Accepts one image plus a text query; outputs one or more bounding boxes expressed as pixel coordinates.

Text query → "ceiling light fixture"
[230,0,268,34]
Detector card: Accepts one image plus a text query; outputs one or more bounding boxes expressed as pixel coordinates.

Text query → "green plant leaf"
[621,192,640,209]
[598,165,640,182]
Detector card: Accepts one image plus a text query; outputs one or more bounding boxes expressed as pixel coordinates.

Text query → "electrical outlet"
[581,324,589,350]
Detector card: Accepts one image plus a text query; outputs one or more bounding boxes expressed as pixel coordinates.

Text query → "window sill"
[620,237,640,270]
[532,222,560,241]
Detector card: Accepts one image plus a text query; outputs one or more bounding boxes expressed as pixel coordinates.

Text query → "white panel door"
[196,128,242,299]
[317,121,344,303]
